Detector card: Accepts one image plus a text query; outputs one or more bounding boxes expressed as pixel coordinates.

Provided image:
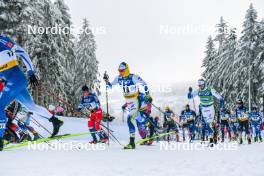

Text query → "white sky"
[64,0,264,85]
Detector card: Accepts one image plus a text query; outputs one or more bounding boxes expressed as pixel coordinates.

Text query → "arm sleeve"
[14,45,34,74]
[211,88,223,100]
[211,88,224,107]
[93,94,100,109]
[132,74,149,93]
[107,76,119,88]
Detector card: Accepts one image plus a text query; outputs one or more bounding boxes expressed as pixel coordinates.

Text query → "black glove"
[145,93,153,103]
[103,71,109,83]
[29,74,39,87]
[122,104,127,111]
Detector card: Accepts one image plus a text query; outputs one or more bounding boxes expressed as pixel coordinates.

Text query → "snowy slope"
[1,116,264,176]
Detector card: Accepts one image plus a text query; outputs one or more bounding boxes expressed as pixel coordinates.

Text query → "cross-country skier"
[249,106,263,142]
[218,108,231,142]
[188,79,224,147]
[78,85,108,144]
[137,92,154,145]
[163,106,179,142]
[17,111,40,141]
[180,104,196,142]
[122,92,153,145]
[235,99,251,144]
[103,62,151,149]
[0,34,63,151]
[229,110,238,141]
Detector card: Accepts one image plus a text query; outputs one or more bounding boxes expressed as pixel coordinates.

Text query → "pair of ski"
[4,129,177,150]
[4,132,94,150]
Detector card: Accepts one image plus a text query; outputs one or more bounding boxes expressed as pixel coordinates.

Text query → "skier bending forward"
[78,85,108,144]
[188,79,224,147]
[104,62,151,149]
[0,34,63,151]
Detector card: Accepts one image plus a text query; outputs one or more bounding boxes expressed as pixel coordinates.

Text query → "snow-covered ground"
[1,116,264,176]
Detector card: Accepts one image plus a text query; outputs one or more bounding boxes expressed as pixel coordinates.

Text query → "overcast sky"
[64,0,264,85]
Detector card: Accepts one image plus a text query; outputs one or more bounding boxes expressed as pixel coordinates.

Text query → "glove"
[103,71,109,83]
[28,71,39,87]
[122,104,127,111]
[145,93,153,103]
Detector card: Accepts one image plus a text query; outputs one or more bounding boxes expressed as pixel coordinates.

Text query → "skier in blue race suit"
[0,34,63,151]
[249,106,263,142]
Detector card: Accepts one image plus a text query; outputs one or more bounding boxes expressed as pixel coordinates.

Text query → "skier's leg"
[124,98,139,149]
[16,89,63,137]
[135,112,147,139]
[0,67,28,150]
[201,105,214,146]
[221,121,225,142]
[88,112,98,142]
[16,89,52,119]
[244,121,251,144]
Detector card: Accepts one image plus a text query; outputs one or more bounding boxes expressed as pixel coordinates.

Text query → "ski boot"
[221,138,224,143]
[239,137,243,144]
[0,137,3,151]
[100,138,108,143]
[254,136,257,143]
[247,137,251,144]
[33,133,40,141]
[259,136,263,142]
[49,116,64,137]
[209,138,214,147]
[89,140,98,144]
[124,137,135,149]
[140,140,148,145]
[19,132,29,142]
[147,139,154,145]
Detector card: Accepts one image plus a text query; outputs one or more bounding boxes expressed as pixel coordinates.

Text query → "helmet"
[48,105,56,111]
[118,62,130,77]
[198,79,206,87]
[185,104,190,110]
[82,85,90,92]
[236,99,243,105]
[165,106,170,111]
[252,106,258,111]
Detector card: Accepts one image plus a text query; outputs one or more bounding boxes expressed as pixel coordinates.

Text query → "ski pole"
[122,110,125,123]
[31,116,53,135]
[151,103,181,127]
[104,71,110,146]
[100,123,114,133]
[101,126,124,147]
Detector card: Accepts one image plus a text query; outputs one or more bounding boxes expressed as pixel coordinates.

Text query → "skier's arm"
[211,88,224,108]
[132,74,149,94]
[14,45,34,75]
[13,44,38,87]
[107,76,119,88]
[92,93,100,109]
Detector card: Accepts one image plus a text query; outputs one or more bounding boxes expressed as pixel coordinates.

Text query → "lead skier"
[0,34,63,151]
[103,62,151,149]
[188,79,224,147]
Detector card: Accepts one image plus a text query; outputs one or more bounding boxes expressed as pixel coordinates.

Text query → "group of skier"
[1,33,263,151]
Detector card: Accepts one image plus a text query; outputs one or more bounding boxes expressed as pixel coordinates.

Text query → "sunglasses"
[118,69,125,73]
